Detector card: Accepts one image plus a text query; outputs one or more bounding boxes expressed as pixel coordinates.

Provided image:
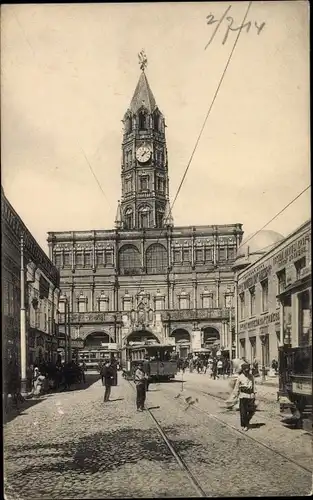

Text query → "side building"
[2,187,60,368]
[234,221,311,370]
[47,64,244,359]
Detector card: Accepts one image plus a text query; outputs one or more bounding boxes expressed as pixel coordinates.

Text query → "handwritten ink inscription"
[205,5,266,49]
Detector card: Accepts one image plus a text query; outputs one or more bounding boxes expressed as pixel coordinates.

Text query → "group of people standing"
[177,355,231,378]
[4,358,87,411]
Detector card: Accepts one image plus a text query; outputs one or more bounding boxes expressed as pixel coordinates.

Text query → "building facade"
[48,65,244,356]
[2,187,60,368]
[234,221,311,368]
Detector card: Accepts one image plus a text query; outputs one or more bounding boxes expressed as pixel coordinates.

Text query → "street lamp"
[260,334,267,383]
[59,293,71,363]
[20,234,27,395]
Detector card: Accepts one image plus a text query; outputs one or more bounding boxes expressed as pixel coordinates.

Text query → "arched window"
[124,208,133,230]
[146,243,167,274]
[138,205,151,229]
[119,245,141,275]
[139,111,148,130]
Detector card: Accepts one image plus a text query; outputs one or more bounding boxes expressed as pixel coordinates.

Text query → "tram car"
[278,344,312,427]
[77,347,120,371]
[121,342,178,381]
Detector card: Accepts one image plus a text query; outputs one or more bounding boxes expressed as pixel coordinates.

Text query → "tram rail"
[126,380,208,497]
[158,383,312,477]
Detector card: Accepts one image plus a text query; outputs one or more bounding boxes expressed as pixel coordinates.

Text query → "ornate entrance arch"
[170,328,191,358]
[84,331,112,349]
[124,329,161,345]
[202,327,220,347]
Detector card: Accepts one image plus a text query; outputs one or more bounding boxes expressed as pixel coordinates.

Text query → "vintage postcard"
[2,2,311,498]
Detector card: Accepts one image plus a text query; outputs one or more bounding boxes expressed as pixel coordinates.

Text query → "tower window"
[140,176,149,191]
[156,211,164,228]
[125,178,132,194]
[124,208,133,230]
[157,178,164,193]
[139,111,148,130]
[153,113,159,131]
[140,211,149,229]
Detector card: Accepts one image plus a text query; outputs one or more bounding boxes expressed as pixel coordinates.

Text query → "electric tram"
[121,341,178,381]
[77,347,120,371]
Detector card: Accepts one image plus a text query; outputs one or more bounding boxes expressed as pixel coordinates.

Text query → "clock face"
[136,146,152,163]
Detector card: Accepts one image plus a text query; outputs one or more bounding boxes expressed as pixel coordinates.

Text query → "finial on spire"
[138,49,148,72]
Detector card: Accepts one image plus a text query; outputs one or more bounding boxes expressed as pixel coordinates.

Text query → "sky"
[1,2,310,255]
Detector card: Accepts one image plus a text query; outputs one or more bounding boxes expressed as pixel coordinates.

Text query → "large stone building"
[233,221,311,369]
[47,64,244,357]
[2,187,60,368]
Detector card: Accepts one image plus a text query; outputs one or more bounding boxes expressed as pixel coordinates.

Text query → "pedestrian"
[143,355,151,391]
[134,362,147,411]
[233,362,256,431]
[102,360,114,402]
[33,371,46,397]
[217,358,223,378]
[189,358,194,373]
[252,358,259,377]
[212,358,218,379]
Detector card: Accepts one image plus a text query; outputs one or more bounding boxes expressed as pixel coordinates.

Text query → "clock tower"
[117,52,171,231]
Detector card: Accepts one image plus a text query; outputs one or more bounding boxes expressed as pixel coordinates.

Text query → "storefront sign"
[273,235,308,268]
[239,265,272,292]
[239,311,279,332]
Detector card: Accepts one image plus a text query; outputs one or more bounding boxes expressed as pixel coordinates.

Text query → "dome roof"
[233,230,284,270]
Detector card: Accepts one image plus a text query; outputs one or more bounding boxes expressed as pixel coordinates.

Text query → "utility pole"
[20,234,27,395]
[64,298,68,363]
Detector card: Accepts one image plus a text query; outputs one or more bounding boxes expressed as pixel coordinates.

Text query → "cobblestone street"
[4,374,312,499]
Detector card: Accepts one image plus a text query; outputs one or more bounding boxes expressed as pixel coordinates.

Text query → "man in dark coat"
[143,356,151,391]
[102,361,114,402]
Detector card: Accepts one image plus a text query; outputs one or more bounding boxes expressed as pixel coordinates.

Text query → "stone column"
[215,279,220,308]
[171,282,175,309]
[193,278,197,309]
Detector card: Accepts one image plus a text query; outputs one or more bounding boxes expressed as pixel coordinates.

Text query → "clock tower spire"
[119,52,170,230]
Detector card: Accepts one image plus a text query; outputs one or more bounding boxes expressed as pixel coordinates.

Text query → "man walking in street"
[134,362,148,411]
[143,355,151,391]
[102,360,114,402]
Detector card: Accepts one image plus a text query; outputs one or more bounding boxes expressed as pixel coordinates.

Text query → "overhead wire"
[134,0,253,303]
[238,184,311,249]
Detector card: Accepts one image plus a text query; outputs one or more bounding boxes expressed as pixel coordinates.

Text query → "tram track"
[126,380,208,497]
[159,382,313,477]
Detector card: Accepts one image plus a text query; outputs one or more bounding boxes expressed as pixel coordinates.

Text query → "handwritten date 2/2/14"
[205,5,266,49]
